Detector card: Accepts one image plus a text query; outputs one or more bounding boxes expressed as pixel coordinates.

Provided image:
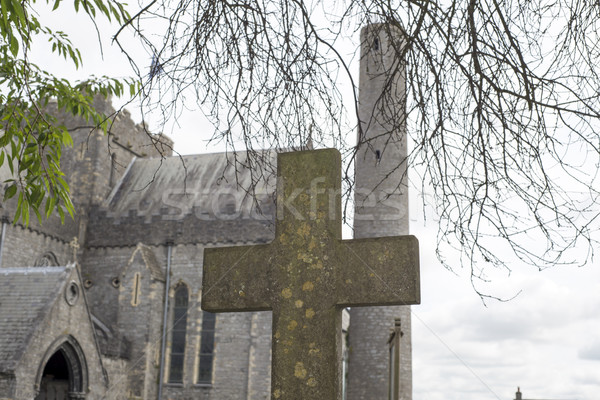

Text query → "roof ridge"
[0,266,67,275]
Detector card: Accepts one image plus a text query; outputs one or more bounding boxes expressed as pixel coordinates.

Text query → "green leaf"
[9,34,18,56]
[22,196,29,225]
[44,196,56,218]
[13,192,22,223]
[0,0,130,224]
[11,0,26,26]
[4,183,17,200]
[24,141,37,154]
[19,157,33,171]
[57,205,65,223]
[56,175,68,190]
[0,133,10,147]
[63,198,74,219]
[30,186,42,205]
[0,0,9,32]
[33,205,42,225]
[61,130,73,146]
[7,155,14,174]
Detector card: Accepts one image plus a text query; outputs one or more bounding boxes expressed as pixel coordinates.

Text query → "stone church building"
[0,25,412,400]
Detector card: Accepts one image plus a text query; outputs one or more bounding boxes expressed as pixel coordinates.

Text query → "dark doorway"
[35,338,87,400]
[36,351,69,400]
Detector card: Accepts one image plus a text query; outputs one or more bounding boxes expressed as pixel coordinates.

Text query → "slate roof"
[0,266,71,373]
[86,151,278,247]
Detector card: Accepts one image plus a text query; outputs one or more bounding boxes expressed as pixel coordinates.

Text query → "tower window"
[197,312,216,384]
[169,285,189,383]
[373,37,380,51]
[375,150,381,163]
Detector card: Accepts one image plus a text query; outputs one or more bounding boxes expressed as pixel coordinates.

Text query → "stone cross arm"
[202,235,419,312]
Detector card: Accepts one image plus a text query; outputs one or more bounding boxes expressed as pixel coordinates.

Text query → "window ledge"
[193,383,213,388]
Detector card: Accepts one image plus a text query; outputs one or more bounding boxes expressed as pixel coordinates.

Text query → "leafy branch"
[0,0,139,225]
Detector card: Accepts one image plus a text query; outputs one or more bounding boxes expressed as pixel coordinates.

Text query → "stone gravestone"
[202,148,420,399]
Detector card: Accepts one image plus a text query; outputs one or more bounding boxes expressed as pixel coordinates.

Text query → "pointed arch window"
[197,312,216,384]
[169,285,188,383]
[34,251,59,267]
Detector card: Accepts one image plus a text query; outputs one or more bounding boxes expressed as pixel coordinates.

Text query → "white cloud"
[578,341,600,361]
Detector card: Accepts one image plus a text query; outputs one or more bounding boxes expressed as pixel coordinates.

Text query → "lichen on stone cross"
[202,148,420,400]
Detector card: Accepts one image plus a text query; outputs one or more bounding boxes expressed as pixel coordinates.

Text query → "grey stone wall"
[80,241,273,400]
[102,357,129,399]
[116,245,165,400]
[246,311,272,399]
[80,246,133,341]
[0,224,72,269]
[0,373,16,399]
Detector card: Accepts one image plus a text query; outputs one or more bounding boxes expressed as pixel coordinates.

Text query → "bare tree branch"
[116,0,600,295]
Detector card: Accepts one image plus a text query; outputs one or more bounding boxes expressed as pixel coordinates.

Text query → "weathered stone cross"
[202,149,420,399]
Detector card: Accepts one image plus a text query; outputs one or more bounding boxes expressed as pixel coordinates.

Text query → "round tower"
[347,24,412,400]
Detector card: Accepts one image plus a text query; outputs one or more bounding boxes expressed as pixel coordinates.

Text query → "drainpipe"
[158,242,173,400]
[0,217,8,268]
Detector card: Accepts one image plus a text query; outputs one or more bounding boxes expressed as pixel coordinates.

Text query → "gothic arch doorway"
[35,336,88,400]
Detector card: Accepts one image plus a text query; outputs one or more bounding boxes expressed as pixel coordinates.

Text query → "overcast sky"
[28,4,600,399]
